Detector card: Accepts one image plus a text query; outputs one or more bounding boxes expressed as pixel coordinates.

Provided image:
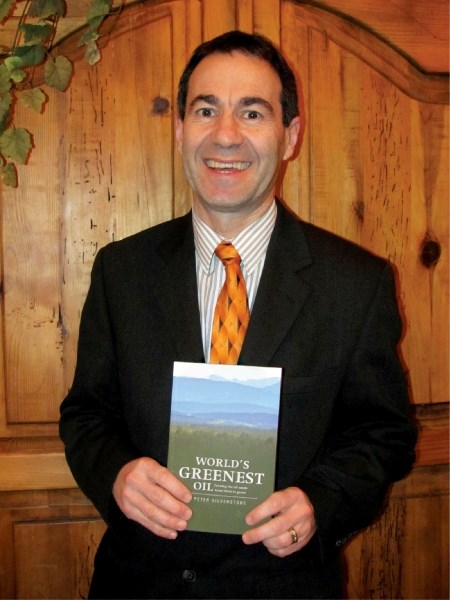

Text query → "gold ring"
[288,526,298,545]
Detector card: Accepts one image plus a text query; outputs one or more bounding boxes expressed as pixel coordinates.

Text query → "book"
[167,361,282,535]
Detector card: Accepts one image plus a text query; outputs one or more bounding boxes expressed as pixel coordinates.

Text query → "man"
[60,30,417,599]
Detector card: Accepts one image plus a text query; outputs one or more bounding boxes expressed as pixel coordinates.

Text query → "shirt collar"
[193,201,277,274]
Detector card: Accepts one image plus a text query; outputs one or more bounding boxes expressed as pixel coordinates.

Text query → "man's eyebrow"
[189,94,219,109]
[240,97,274,113]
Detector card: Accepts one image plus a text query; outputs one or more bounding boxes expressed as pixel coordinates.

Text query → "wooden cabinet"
[0,1,448,597]
[0,488,105,599]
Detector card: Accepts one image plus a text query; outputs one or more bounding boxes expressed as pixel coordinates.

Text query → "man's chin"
[195,196,255,214]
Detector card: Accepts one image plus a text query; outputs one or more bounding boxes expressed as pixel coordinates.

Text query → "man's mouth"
[205,160,250,171]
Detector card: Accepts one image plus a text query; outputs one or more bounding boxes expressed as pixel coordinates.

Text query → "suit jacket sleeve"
[295,261,417,557]
[60,246,140,521]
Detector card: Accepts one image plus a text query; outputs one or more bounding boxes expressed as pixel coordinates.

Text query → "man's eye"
[198,108,214,117]
[244,110,261,120]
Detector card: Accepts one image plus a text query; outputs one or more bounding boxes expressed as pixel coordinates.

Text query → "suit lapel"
[239,203,313,366]
[150,204,312,367]
[152,213,205,362]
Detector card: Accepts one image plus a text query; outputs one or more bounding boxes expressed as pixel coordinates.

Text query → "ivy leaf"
[20,87,46,113]
[0,127,32,164]
[4,57,27,83]
[13,43,46,67]
[78,27,99,47]
[0,162,18,187]
[0,0,15,20]
[44,54,72,90]
[29,0,66,19]
[85,39,101,66]
[87,0,111,22]
[86,15,103,30]
[19,23,54,45]
[0,64,12,94]
[0,91,12,131]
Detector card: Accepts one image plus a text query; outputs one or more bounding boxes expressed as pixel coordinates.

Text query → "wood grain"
[14,519,104,598]
[0,488,105,599]
[2,0,447,72]
[344,464,449,599]
[282,2,449,405]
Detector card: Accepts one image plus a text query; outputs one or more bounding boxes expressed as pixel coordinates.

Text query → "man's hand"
[112,457,192,539]
[242,487,316,557]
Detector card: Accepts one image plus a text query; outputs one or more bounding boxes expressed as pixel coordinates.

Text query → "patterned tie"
[210,242,250,364]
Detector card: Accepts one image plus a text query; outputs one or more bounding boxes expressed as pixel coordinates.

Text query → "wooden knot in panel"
[152,96,170,115]
[420,237,441,268]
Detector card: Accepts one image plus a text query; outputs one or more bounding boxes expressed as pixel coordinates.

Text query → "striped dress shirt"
[193,201,277,362]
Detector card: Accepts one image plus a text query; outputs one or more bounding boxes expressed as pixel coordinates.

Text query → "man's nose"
[210,113,244,147]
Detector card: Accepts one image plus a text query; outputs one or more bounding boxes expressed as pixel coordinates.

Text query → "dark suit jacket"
[60,201,417,599]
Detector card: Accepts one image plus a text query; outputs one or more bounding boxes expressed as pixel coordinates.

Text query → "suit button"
[182,569,196,582]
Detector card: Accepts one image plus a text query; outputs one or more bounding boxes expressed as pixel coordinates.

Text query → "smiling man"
[176,51,299,237]
[60,31,417,599]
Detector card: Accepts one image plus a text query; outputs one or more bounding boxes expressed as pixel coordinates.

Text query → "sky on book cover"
[171,362,281,430]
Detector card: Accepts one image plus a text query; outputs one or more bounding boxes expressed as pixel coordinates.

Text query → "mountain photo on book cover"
[170,372,280,430]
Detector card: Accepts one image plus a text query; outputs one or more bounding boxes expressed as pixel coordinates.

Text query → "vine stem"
[12,0,31,52]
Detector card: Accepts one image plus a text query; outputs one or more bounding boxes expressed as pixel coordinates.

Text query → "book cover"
[167,361,282,535]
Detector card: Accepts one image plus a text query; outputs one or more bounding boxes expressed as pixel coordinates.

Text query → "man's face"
[176,51,300,227]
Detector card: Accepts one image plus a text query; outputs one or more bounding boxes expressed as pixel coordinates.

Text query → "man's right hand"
[112,457,193,539]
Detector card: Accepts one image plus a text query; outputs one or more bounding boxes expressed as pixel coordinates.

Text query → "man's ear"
[175,115,183,154]
[283,116,301,161]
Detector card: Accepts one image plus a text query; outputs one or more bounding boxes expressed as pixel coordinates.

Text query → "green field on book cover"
[167,362,282,534]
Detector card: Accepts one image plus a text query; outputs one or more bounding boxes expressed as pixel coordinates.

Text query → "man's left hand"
[242,486,316,557]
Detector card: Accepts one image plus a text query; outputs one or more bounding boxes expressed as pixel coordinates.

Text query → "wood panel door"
[0,1,188,597]
[279,4,449,597]
[0,1,448,598]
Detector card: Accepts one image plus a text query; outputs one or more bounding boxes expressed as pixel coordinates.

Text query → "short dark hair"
[177,30,299,127]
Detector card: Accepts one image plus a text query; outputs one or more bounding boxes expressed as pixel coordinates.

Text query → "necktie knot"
[215,242,241,266]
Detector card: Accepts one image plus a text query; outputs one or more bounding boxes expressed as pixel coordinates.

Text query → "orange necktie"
[210,242,250,364]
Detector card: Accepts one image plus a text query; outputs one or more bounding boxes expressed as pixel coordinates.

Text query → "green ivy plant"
[0,0,118,187]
